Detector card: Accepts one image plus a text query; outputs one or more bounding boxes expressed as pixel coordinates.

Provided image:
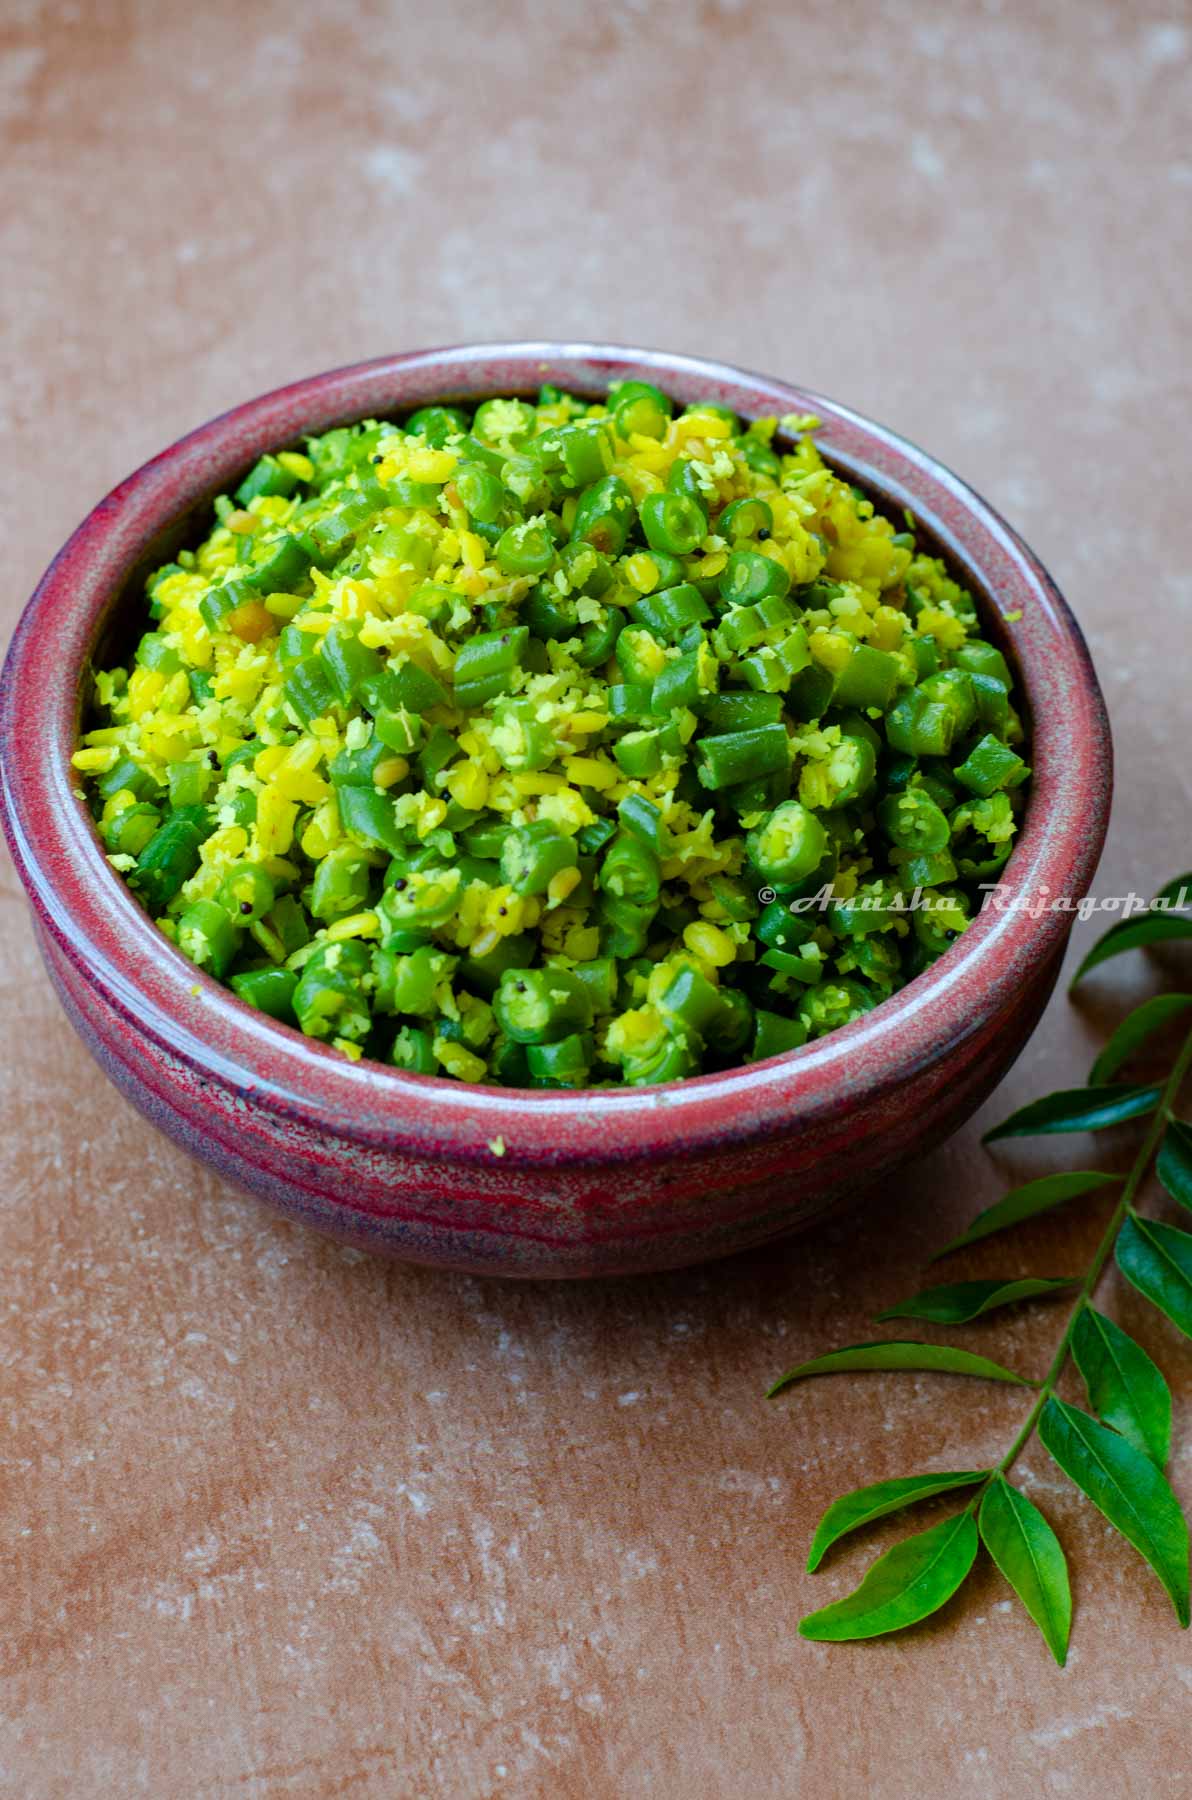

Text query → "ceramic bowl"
[0,344,1112,1277]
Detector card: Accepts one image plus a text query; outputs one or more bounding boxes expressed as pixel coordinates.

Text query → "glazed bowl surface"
[0,344,1112,1277]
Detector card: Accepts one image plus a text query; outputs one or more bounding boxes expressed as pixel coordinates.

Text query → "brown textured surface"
[2,2,1191,1794]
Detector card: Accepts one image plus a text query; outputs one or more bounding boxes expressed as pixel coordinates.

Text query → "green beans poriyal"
[73,384,1030,1085]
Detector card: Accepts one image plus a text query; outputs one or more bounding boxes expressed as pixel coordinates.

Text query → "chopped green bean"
[79,383,1029,1084]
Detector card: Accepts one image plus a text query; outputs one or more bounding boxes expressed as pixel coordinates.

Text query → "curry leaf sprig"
[769,870,1192,1664]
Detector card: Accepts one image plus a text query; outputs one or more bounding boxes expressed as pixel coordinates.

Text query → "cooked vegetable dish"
[73,382,1029,1085]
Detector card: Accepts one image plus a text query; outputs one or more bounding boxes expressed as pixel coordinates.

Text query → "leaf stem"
[971,1023,1192,1501]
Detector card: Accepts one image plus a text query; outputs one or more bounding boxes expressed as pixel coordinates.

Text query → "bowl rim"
[0,341,1112,1168]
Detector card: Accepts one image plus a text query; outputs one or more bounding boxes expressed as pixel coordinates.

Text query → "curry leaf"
[806,1471,988,1572]
[768,865,1192,1663]
[1157,1118,1192,1214]
[983,1084,1161,1143]
[1116,1212,1192,1340]
[931,1171,1119,1260]
[1071,1305,1172,1468]
[1154,871,1192,908]
[978,1476,1071,1666]
[1089,995,1192,1085]
[877,1277,1075,1325]
[799,1513,979,1642]
[1038,1398,1190,1626]
[1070,914,1192,986]
[767,1342,1034,1398]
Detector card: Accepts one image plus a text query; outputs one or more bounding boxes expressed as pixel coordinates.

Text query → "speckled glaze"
[0,345,1111,1277]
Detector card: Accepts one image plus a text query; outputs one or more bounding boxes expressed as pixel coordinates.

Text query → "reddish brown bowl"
[0,345,1111,1277]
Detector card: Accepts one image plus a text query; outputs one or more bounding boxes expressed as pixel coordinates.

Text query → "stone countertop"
[3,2,1190,1794]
